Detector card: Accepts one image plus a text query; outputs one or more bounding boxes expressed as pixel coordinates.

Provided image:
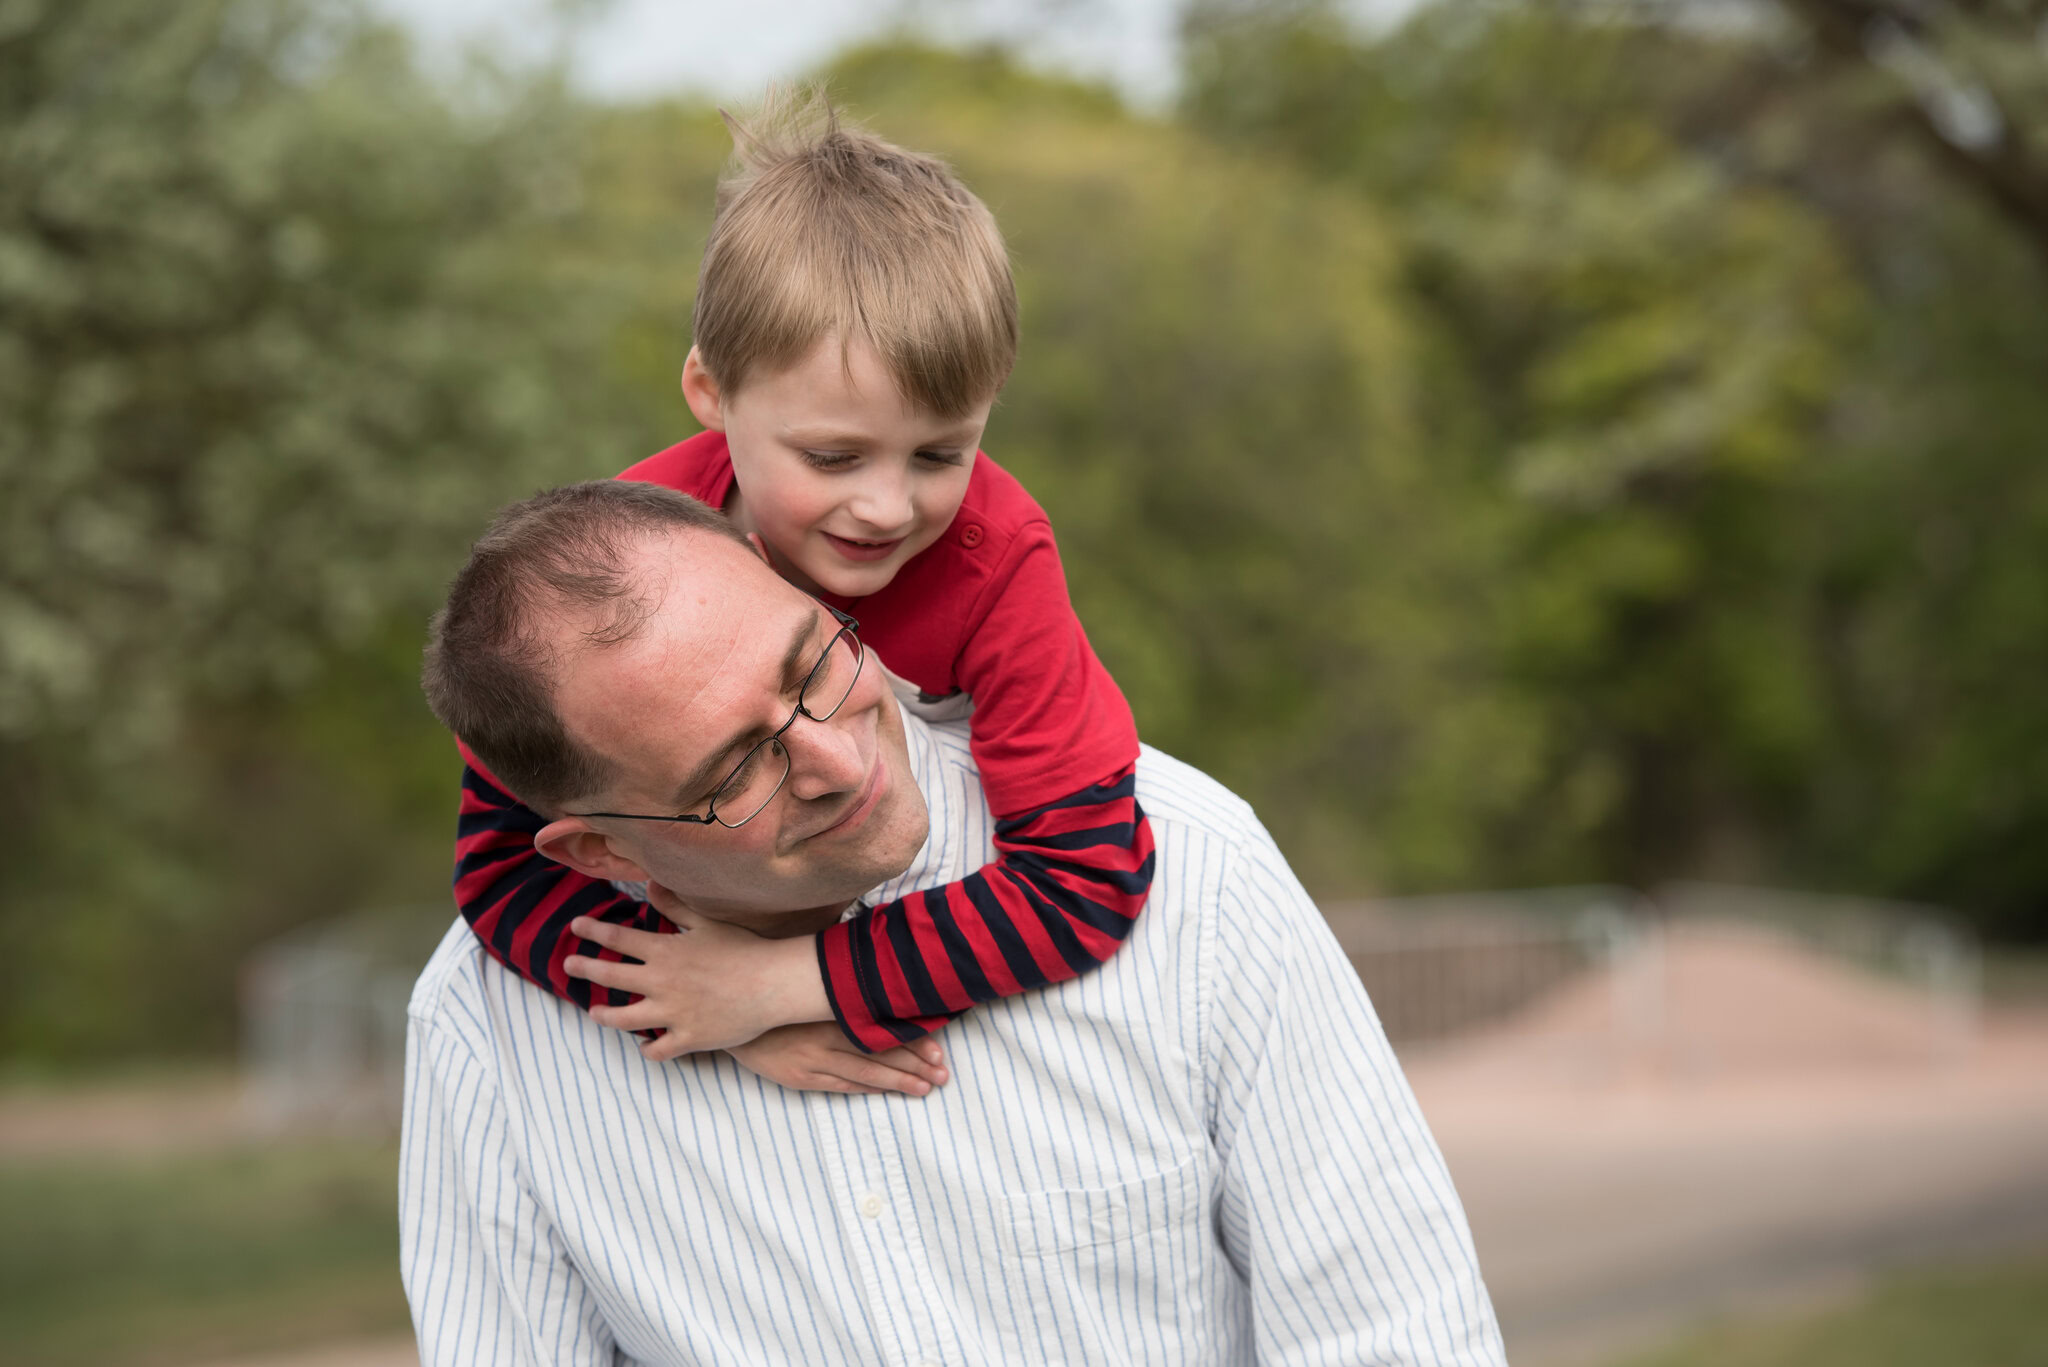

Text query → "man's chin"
[842,760,930,893]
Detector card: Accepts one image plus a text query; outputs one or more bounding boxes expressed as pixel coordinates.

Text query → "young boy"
[450,95,1154,1094]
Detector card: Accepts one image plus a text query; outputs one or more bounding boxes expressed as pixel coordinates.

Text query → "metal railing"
[240,884,1985,1131]
[240,907,449,1134]
[1320,886,1642,1046]
[1328,882,1982,1066]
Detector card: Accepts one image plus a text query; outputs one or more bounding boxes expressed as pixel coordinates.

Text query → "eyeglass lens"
[708,629,862,827]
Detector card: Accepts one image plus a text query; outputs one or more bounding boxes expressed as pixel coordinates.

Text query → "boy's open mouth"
[823,532,905,562]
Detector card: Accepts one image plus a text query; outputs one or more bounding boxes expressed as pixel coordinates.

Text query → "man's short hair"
[693,89,1018,417]
[421,481,752,815]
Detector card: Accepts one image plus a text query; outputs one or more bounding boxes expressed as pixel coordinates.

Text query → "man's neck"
[745,901,859,940]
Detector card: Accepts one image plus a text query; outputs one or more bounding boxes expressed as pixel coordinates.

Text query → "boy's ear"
[535,818,652,886]
[680,348,726,431]
[744,531,773,565]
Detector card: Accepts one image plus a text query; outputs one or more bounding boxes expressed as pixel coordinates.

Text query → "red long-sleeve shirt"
[451,433,1155,1051]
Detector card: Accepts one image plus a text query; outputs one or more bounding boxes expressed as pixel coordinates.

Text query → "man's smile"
[800,750,888,845]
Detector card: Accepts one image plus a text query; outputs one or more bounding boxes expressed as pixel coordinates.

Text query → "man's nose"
[781,705,868,800]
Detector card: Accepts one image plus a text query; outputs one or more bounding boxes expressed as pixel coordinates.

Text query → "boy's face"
[684,336,993,599]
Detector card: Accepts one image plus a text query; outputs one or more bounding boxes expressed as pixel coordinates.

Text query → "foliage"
[1773,0,2048,276]
[1183,0,2048,922]
[0,0,650,1058]
[3,0,2047,1061]
[0,0,628,748]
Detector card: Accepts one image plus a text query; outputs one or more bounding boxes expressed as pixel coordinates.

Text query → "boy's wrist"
[763,932,832,1029]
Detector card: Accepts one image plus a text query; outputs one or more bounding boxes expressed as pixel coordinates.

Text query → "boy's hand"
[728,1023,949,1097]
[563,888,832,1061]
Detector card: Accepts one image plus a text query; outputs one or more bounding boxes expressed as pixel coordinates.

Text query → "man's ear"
[680,347,726,432]
[534,817,652,886]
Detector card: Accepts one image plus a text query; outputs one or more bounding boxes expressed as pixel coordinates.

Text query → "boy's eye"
[800,450,857,471]
[915,450,966,467]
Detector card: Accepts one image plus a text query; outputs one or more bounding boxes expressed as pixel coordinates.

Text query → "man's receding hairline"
[545,519,757,655]
[550,526,815,813]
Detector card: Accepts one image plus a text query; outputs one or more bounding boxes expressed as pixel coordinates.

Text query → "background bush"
[3,0,2044,1061]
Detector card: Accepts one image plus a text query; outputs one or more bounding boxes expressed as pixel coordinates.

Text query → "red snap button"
[959,524,984,548]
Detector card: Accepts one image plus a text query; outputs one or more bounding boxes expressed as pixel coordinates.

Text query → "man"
[404,480,1506,1365]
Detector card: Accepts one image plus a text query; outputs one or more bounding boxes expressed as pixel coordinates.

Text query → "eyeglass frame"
[566,604,865,830]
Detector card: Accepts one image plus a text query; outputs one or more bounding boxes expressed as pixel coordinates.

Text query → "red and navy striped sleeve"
[819,766,1155,1051]
[813,487,1157,1052]
[452,748,673,1011]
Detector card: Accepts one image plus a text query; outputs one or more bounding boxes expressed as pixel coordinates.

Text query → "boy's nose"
[845,474,914,536]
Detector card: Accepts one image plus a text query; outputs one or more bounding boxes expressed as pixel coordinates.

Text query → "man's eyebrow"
[667,610,822,810]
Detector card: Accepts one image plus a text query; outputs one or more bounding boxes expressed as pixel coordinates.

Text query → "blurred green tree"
[0,0,619,747]
[1183,0,2048,935]
[1185,1,1867,887]
[0,0,652,1058]
[1776,0,2048,274]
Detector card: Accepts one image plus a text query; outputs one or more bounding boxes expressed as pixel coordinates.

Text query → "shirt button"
[959,523,984,548]
[858,1192,884,1219]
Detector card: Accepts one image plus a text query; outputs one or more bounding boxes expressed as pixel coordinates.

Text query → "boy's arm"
[819,518,1158,1052]
[453,753,667,1007]
[819,764,1155,1050]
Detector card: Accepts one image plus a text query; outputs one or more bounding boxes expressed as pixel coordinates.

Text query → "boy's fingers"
[639,1032,696,1063]
[588,1001,665,1033]
[563,955,644,990]
[873,1044,947,1085]
[810,1074,891,1096]
[909,1038,945,1068]
[569,917,660,953]
[848,1059,933,1096]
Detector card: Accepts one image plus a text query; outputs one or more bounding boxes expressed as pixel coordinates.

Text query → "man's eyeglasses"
[568,606,865,830]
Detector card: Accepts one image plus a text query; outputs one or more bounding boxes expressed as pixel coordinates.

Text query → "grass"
[1984,947,2048,1009]
[0,1141,410,1367]
[1608,1248,2048,1367]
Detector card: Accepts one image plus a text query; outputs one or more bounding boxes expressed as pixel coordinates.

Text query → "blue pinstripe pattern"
[401,711,1505,1366]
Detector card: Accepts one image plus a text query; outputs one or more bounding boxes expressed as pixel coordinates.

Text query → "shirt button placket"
[820,1102,964,1367]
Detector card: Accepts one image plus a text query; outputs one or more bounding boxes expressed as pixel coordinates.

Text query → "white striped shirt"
[401,711,1505,1366]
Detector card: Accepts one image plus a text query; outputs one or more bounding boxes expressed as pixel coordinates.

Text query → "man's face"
[543,528,930,929]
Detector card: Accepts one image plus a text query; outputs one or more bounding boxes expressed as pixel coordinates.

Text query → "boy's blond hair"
[693,90,1018,419]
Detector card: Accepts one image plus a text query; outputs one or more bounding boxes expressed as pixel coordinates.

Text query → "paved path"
[1407,1018,2048,1365]
[197,1340,417,1367]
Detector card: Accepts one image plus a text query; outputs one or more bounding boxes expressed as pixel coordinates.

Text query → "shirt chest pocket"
[994,1152,1206,1258]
